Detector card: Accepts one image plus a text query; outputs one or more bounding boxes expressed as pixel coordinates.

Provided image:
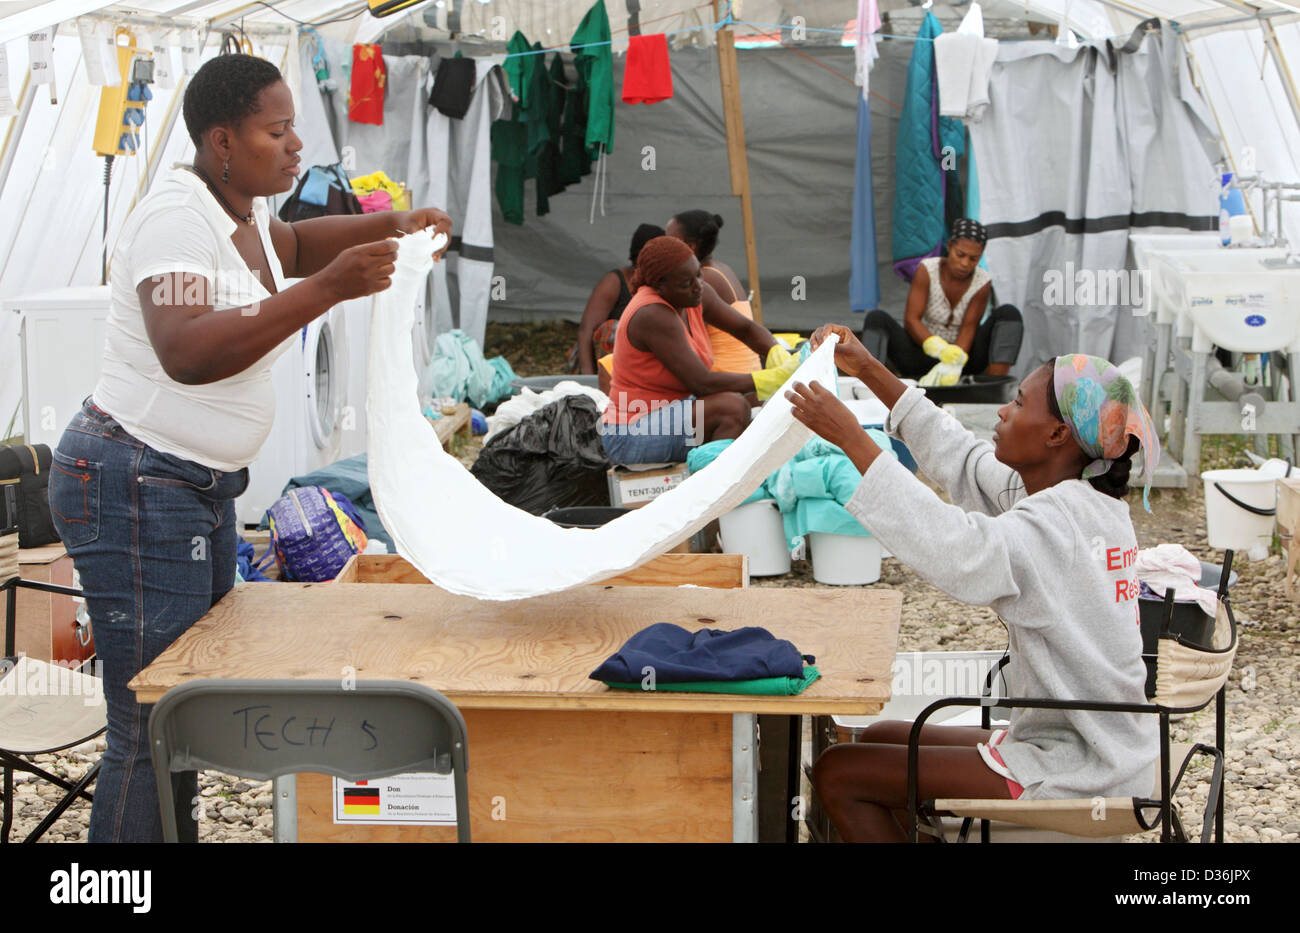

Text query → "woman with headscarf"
[601,236,799,464]
[861,218,1023,386]
[571,222,664,374]
[785,324,1161,842]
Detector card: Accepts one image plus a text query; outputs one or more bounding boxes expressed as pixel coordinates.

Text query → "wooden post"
[714,2,762,324]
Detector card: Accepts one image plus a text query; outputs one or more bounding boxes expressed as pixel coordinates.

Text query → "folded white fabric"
[1135,543,1219,617]
[935,33,979,118]
[934,3,998,121]
[368,229,835,600]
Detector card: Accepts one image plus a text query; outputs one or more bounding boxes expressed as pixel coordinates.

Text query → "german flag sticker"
[342,785,380,815]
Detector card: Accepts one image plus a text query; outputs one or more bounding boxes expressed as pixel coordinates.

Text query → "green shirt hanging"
[570,0,615,157]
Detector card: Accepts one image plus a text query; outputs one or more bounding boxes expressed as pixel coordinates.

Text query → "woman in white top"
[46,54,451,843]
[861,218,1023,386]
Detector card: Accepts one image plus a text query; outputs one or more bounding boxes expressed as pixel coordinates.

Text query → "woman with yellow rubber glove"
[861,218,1023,385]
[600,237,797,465]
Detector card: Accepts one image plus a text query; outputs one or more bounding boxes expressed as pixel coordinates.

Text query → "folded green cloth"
[603,665,820,696]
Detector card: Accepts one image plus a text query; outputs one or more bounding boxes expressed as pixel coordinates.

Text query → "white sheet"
[368,229,839,600]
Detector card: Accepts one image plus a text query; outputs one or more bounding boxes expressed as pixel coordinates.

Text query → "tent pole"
[1261,17,1300,143]
[1180,8,1299,33]
[713,1,762,324]
[1180,32,1265,236]
[0,73,34,202]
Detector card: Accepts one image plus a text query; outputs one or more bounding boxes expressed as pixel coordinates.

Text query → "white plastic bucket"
[1201,468,1277,550]
[717,499,790,576]
[809,532,881,585]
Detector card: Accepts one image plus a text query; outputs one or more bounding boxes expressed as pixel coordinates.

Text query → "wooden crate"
[334,551,747,589]
[1281,478,1300,601]
[14,544,94,663]
[425,402,472,450]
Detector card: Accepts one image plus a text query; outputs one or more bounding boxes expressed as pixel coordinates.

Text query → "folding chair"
[149,678,470,842]
[906,550,1240,844]
[0,530,105,843]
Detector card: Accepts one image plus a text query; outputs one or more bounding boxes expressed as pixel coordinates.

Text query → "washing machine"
[236,300,360,526]
[6,286,111,450]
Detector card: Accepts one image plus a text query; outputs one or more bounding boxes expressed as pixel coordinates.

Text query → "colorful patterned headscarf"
[1053,354,1161,509]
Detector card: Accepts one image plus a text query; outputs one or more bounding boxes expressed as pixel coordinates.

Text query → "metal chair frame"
[1,573,103,843]
[904,550,1238,844]
[149,678,471,843]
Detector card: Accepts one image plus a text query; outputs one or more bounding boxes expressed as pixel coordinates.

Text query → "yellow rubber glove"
[921,335,950,360]
[919,360,963,387]
[939,343,968,367]
[764,344,795,370]
[752,345,801,401]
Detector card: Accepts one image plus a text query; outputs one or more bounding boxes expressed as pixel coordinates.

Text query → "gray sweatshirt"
[845,387,1158,800]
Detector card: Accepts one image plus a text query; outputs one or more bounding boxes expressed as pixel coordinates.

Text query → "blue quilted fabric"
[892,12,967,280]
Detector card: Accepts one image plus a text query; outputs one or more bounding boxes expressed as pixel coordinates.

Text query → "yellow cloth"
[919,360,962,387]
[707,299,762,373]
[598,354,614,375]
[351,170,410,210]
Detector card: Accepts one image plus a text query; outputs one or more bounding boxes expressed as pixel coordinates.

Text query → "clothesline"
[484,16,1145,63]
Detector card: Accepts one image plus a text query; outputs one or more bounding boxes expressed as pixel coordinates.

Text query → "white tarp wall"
[5,1,1300,439]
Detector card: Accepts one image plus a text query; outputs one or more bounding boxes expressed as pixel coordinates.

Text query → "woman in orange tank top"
[667,210,762,374]
[601,237,782,465]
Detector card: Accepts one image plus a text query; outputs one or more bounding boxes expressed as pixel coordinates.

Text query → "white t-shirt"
[93,166,297,471]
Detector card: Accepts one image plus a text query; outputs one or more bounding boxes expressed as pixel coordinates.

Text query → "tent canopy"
[3,0,1300,439]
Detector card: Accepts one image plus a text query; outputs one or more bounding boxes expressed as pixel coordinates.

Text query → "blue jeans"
[47,399,248,843]
[601,397,699,465]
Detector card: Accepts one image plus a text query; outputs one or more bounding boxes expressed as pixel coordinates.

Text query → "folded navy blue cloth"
[589,623,813,684]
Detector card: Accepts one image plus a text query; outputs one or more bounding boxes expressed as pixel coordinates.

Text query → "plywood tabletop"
[129,583,901,714]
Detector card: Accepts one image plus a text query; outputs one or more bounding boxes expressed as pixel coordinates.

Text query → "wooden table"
[130,576,900,842]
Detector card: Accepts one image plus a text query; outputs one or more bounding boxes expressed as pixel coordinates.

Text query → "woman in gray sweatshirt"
[786,324,1161,843]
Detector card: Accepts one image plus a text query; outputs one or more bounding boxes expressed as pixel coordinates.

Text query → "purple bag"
[266,486,369,582]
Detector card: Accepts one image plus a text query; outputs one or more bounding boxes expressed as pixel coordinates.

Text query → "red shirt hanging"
[622,34,673,105]
[349,43,386,125]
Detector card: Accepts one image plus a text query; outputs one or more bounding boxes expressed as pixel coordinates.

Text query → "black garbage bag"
[470,395,611,515]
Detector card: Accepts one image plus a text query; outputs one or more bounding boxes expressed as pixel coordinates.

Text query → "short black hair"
[183,54,283,148]
[630,223,665,263]
[672,210,724,261]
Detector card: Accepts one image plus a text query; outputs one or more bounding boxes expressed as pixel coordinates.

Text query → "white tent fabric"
[4,0,1300,442]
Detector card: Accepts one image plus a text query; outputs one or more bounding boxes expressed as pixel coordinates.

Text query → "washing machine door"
[304,316,345,451]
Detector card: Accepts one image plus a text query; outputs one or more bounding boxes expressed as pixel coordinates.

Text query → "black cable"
[102,155,113,286]
[247,1,369,27]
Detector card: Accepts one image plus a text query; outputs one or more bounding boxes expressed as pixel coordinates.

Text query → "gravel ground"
[11,322,1297,843]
